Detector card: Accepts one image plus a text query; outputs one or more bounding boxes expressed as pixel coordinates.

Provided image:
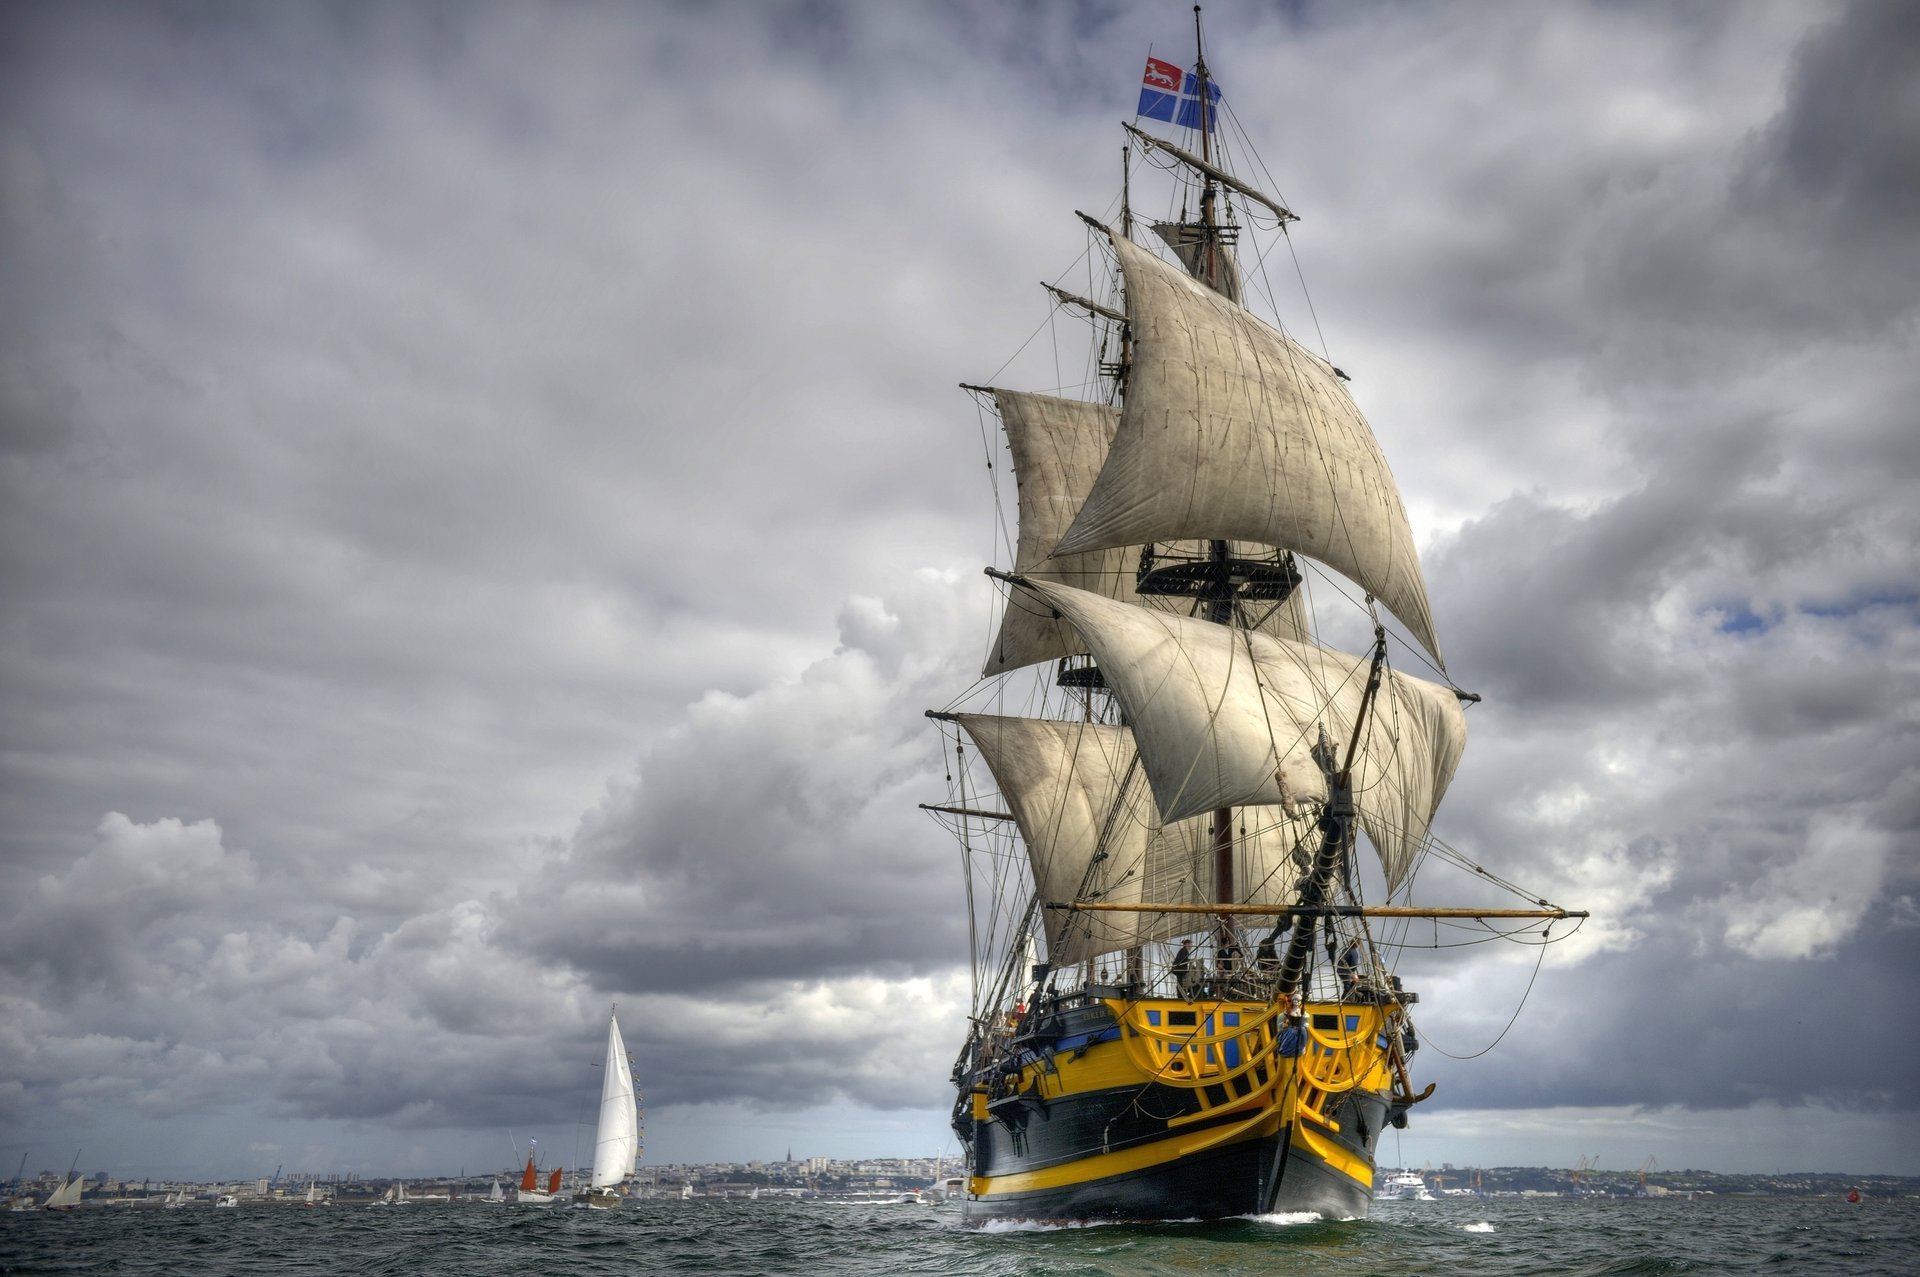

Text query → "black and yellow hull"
[956,995,1400,1223]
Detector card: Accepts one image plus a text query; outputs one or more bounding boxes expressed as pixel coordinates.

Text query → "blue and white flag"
[1137,55,1221,132]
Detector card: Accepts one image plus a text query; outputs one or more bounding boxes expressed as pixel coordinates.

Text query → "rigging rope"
[1416,924,1555,1061]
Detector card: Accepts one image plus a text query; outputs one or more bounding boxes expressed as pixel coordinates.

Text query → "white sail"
[44,1175,83,1210]
[983,391,1134,675]
[1025,579,1465,888]
[984,387,1307,676]
[1053,233,1444,668]
[956,714,1311,962]
[590,1011,639,1190]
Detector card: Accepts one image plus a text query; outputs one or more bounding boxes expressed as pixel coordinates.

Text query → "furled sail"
[984,387,1307,675]
[1024,579,1465,888]
[1152,221,1243,303]
[1052,233,1444,668]
[590,1012,638,1190]
[955,713,1311,964]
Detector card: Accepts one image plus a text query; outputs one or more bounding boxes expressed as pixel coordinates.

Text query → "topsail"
[1053,233,1444,668]
[984,387,1307,675]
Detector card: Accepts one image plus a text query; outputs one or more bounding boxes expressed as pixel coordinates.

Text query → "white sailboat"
[585,1009,642,1209]
[484,1178,505,1204]
[43,1174,84,1212]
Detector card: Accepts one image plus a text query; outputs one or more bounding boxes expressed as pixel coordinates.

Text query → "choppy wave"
[3,1192,1915,1276]
[972,1215,1123,1233]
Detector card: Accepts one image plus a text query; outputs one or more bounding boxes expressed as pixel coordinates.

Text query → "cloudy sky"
[3,0,1916,1183]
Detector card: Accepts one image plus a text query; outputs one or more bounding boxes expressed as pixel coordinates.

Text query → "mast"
[1192,5,1234,923]
[1277,626,1387,997]
[1192,5,1223,300]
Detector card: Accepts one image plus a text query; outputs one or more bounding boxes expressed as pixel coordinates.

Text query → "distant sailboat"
[585,1009,642,1210]
[43,1173,83,1212]
[514,1143,563,1205]
[484,1178,505,1204]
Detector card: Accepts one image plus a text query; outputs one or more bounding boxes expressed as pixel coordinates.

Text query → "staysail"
[983,387,1307,675]
[1024,579,1465,888]
[954,714,1310,963]
[1052,233,1444,668]
[590,1011,639,1191]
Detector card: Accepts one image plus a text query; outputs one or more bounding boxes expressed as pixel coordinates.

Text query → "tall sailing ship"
[927,16,1583,1223]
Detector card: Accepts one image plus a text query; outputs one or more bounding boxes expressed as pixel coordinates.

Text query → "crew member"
[1170,938,1194,999]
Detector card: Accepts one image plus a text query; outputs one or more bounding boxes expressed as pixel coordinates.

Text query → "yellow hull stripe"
[1293,1119,1372,1186]
[972,1110,1283,1197]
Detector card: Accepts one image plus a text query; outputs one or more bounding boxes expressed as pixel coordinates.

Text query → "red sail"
[546,1167,563,1194]
[519,1155,538,1192]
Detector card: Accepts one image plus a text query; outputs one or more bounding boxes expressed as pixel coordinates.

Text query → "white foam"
[1462,1221,1496,1233]
[973,1217,1118,1233]
[1244,1211,1325,1227]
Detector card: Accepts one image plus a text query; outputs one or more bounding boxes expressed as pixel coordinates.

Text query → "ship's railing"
[1294,1004,1394,1134]
[1111,1001,1280,1079]
[1106,999,1284,1117]
[1102,996,1394,1135]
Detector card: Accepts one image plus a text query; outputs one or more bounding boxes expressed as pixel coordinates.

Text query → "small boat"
[163,1190,188,1210]
[1374,1170,1434,1201]
[584,1009,644,1210]
[43,1175,84,1212]
[514,1147,564,1205]
[484,1178,505,1204]
[213,1194,239,1209]
[41,1151,84,1212]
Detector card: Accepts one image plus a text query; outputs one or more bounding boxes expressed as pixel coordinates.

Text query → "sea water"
[3,1193,1914,1276]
